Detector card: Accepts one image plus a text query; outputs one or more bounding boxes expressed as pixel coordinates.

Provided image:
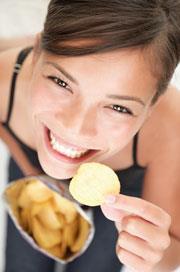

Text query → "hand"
[101,194,171,272]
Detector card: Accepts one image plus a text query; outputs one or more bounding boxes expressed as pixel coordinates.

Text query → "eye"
[47,76,72,93]
[110,104,133,115]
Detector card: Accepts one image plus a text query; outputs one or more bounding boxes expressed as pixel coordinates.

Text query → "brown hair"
[41,0,180,103]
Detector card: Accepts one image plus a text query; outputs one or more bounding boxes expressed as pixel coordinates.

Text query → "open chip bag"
[2,176,95,263]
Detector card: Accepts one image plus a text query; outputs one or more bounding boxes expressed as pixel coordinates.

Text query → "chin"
[37,154,77,180]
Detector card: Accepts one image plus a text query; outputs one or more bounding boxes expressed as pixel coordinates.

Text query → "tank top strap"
[5,47,33,125]
[132,132,139,166]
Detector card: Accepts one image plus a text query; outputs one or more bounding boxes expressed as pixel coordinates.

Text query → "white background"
[0,1,179,271]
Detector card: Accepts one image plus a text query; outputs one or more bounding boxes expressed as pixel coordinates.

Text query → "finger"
[116,246,152,272]
[115,221,123,232]
[100,204,129,222]
[117,231,163,264]
[121,216,171,250]
[104,194,171,229]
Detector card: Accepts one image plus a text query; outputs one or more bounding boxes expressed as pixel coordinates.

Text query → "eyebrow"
[44,61,79,85]
[45,61,145,106]
[107,95,145,106]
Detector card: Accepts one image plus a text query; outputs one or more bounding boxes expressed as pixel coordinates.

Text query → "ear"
[32,32,42,65]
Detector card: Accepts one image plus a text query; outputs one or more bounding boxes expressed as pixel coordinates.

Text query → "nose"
[55,104,98,137]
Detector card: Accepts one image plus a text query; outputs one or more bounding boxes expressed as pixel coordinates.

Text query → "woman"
[0,0,180,271]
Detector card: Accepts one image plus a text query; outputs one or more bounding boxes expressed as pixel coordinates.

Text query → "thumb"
[100,203,127,222]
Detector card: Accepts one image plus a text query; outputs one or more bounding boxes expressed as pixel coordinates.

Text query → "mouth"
[44,126,99,164]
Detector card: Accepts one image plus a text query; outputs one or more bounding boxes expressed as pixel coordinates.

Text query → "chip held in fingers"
[69,162,121,206]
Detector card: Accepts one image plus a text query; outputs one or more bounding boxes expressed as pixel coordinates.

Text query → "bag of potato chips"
[2,176,94,263]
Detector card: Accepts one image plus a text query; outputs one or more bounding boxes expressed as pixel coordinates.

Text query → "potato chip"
[36,202,62,230]
[56,213,66,229]
[18,188,32,208]
[46,244,61,258]
[63,217,79,249]
[24,180,53,203]
[32,217,62,248]
[19,208,32,234]
[6,182,25,206]
[69,162,120,206]
[5,182,26,220]
[19,208,29,230]
[52,193,77,223]
[31,202,48,216]
[59,238,68,259]
[71,216,90,253]
[47,242,68,259]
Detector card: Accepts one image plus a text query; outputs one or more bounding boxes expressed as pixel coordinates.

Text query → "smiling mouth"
[45,127,99,162]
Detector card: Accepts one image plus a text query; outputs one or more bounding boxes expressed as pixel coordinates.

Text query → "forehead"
[40,48,157,100]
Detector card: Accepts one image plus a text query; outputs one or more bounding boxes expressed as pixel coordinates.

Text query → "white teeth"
[49,131,88,158]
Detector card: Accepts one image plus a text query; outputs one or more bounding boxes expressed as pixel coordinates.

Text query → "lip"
[43,125,100,164]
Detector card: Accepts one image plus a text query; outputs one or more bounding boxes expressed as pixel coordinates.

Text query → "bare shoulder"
[139,86,180,236]
[139,85,180,166]
[0,47,24,122]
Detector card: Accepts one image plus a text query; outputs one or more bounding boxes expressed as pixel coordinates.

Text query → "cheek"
[104,115,146,151]
[30,79,59,116]
[103,121,135,149]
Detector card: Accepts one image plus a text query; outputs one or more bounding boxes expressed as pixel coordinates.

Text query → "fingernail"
[104,195,117,204]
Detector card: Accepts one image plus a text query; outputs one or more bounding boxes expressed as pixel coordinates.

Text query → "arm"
[101,88,180,271]
[142,87,180,271]
[141,134,180,271]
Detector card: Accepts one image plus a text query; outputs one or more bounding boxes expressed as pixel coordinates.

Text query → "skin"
[0,36,35,51]
[0,38,180,271]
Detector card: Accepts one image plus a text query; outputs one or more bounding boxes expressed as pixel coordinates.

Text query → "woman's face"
[29,48,157,178]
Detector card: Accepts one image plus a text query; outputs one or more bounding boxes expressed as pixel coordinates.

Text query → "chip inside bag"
[3,176,94,263]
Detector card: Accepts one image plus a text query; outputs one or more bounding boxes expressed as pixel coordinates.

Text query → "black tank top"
[2,48,147,272]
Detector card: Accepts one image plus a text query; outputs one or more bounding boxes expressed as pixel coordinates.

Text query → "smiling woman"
[0,1,180,272]
[29,47,157,179]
